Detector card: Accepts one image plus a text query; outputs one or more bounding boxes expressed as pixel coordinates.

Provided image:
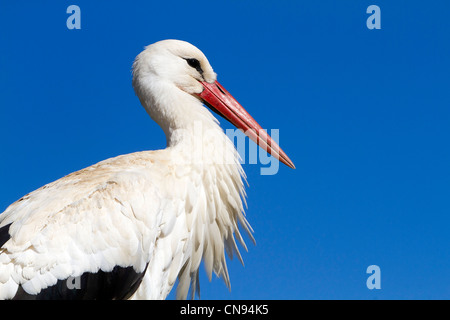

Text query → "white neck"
[135,77,241,167]
[133,75,254,299]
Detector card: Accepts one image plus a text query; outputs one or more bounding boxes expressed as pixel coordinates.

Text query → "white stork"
[0,40,295,300]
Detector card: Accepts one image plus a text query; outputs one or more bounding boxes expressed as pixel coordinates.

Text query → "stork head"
[132,39,295,169]
[133,39,216,96]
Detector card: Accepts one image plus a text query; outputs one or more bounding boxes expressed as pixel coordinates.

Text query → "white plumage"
[0,40,293,300]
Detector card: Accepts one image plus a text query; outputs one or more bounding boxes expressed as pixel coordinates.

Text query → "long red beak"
[196,80,295,169]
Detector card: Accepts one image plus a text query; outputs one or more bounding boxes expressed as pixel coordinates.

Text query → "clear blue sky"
[1,1,449,299]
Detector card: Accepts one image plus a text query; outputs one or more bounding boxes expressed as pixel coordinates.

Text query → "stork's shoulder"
[0,150,173,258]
[0,151,164,225]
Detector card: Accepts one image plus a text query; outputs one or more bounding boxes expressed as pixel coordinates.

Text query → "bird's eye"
[184,58,203,74]
[186,58,200,69]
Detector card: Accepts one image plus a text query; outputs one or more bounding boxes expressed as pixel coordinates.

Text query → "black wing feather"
[12,264,148,300]
[0,223,12,248]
